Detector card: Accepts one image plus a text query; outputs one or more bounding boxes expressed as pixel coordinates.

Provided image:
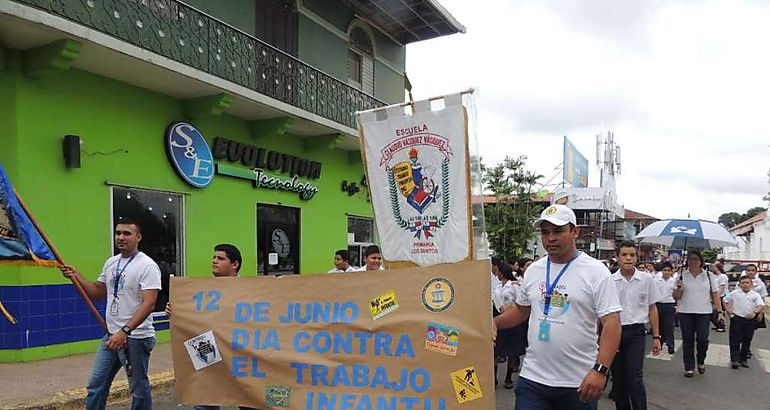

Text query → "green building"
[0,0,463,362]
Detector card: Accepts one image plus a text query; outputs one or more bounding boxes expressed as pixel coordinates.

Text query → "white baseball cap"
[533,204,577,228]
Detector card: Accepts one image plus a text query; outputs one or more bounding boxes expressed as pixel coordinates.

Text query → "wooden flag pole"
[12,188,107,332]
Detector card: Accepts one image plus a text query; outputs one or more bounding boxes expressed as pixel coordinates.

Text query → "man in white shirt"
[610,241,661,410]
[59,220,161,410]
[725,276,766,368]
[494,204,622,410]
[328,249,356,273]
[655,262,677,354]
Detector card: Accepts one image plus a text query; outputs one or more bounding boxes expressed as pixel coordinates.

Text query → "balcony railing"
[13,0,387,129]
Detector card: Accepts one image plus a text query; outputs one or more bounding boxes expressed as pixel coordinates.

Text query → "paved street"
[110,325,770,410]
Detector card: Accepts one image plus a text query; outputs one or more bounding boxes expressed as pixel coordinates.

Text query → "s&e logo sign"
[165,122,214,188]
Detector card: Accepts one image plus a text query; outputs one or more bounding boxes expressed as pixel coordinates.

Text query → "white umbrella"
[635,219,737,249]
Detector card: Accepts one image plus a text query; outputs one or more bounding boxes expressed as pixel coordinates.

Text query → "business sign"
[563,136,589,188]
[165,122,215,188]
[164,123,321,199]
[170,260,494,409]
[356,94,473,266]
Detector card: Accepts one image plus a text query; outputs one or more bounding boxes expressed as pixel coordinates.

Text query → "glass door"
[257,204,300,275]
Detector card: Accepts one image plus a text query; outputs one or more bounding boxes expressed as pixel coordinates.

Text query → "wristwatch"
[652,335,662,340]
[592,363,609,376]
[121,325,133,335]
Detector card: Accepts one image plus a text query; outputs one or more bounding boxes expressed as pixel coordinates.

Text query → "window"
[347,216,375,268]
[112,186,184,312]
[347,26,374,95]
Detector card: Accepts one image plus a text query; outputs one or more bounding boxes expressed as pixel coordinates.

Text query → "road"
[111,325,770,410]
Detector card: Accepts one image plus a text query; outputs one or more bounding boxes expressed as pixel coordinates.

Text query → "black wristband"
[592,363,609,376]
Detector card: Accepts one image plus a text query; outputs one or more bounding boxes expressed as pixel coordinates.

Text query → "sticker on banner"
[425,322,459,356]
[370,290,399,320]
[184,330,222,371]
[450,366,483,404]
[422,277,455,312]
[266,385,291,407]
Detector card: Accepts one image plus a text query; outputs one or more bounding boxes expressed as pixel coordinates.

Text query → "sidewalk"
[0,342,175,409]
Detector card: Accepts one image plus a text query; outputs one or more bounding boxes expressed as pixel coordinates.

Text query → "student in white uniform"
[740,264,768,298]
[610,241,661,410]
[328,249,356,273]
[494,204,622,410]
[711,264,729,332]
[493,263,522,389]
[356,245,384,271]
[673,251,723,377]
[655,262,678,354]
[724,276,766,368]
[491,256,503,298]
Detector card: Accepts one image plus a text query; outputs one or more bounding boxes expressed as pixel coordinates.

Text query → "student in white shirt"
[328,249,356,273]
[740,264,768,298]
[494,204,622,409]
[711,264,729,332]
[673,251,723,377]
[655,262,678,354]
[493,263,522,389]
[356,245,384,271]
[724,276,766,368]
[490,256,503,298]
[610,241,661,410]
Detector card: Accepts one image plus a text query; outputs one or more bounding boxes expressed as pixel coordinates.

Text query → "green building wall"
[0,50,373,361]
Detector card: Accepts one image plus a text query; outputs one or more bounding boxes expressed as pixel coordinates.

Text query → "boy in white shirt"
[725,276,766,368]
[610,241,661,410]
[655,262,677,354]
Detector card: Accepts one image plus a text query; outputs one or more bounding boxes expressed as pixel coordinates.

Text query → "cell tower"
[596,131,621,188]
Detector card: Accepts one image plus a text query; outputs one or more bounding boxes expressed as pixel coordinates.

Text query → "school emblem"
[380,132,452,240]
[422,277,455,312]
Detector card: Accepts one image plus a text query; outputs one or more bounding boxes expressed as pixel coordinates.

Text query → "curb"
[0,371,175,410]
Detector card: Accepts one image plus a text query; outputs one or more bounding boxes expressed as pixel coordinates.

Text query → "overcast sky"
[405,0,769,221]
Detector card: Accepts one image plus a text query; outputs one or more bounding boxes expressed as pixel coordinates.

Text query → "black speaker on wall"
[62,135,81,168]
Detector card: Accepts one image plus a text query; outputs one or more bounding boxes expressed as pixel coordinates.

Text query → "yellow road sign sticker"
[450,366,482,404]
[369,290,399,320]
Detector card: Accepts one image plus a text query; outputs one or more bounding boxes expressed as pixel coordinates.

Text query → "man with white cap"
[495,204,622,410]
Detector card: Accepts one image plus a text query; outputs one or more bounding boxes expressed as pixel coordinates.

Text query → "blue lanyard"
[544,253,579,316]
[114,251,138,298]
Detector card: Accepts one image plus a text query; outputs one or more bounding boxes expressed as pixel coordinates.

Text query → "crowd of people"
[491,204,769,410]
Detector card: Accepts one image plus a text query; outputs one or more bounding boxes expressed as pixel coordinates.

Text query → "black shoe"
[731,362,740,369]
[504,380,514,389]
[697,364,706,374]
[668,346,675,354]
[740,361,749,368]
[684,370,694,377]
[715,328,725,333]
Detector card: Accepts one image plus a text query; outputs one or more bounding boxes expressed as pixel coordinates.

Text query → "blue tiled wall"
[0,285,166,349]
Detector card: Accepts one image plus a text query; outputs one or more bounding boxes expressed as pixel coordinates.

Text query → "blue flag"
[0,162,58,267]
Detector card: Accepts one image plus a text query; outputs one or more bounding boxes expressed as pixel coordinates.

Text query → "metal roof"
[342,0,466,44]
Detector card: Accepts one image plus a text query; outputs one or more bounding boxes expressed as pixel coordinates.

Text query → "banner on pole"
[170,260,494,409]
[356,94,473,266]
[562,136,588,188]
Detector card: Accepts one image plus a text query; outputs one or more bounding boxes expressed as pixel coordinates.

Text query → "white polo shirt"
[678,269,719,314]
[725,289,765,318]
[716,273,729,297]
[612,269,661,325]
[655,276,677,304]
[516,252,622,388]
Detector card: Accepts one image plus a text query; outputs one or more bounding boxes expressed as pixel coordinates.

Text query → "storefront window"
[112,186,184,312]
[347,216,374,268]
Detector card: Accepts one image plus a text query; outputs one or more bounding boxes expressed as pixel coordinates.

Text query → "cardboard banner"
[357,95,473,266]
[170,260,493,409]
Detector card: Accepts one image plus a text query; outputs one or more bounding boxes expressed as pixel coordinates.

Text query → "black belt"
[622,323,646,329]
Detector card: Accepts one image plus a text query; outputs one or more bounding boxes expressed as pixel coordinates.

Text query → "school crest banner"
[357,94,472,266]
[170,260,494,409]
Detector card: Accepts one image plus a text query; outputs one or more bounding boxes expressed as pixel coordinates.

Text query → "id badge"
[109,299,119,316]
[538,319,551,342]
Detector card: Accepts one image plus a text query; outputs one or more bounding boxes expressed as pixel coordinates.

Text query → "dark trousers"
[514,377,597,410]
[729,316,757,362]
[611,324,647,410]
[679,313,711,371]
[656,303,676,350]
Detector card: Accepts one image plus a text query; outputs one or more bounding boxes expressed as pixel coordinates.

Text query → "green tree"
[482,156,543,262]
[718,212,741,228]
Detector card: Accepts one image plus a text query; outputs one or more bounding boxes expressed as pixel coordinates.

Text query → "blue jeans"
[86,334,155,410]
[515,377,597,410]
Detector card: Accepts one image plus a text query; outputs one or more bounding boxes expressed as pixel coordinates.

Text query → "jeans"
[611,324,647,410]
[515,377,597,410]
[729,316,757,362]
[656,303,676,350]
[678,313,711,371]
[86,334,155,410]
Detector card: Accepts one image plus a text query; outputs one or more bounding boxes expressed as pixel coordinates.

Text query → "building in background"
[0,0,463,361]
[723,210,769,265]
